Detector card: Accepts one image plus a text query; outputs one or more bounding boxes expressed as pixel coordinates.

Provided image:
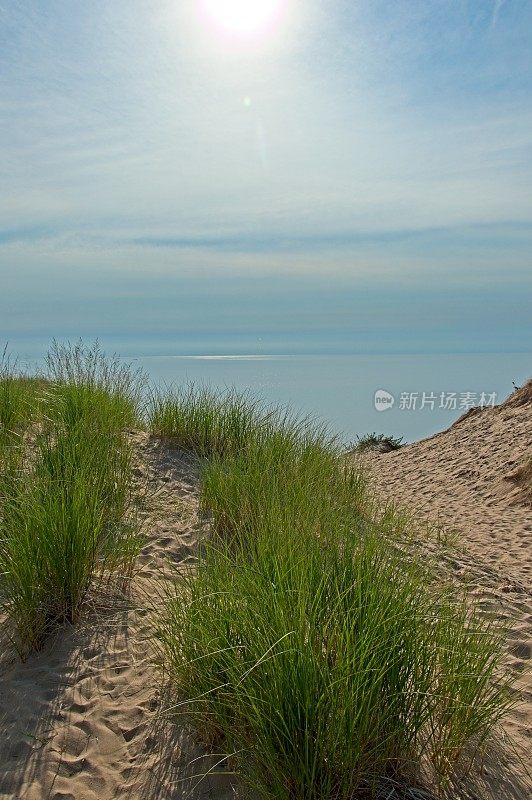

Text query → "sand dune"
[1,386,531,799]
[357,381,532,788]
[362,382,532,587]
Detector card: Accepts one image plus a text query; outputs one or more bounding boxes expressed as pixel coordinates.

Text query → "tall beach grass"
[149,384,266,458]
[0,347,46,453]
[0,342,144,657]
[44,339,145,431]
[155,388,513,799]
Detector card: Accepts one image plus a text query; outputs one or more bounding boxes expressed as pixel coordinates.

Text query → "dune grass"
[44,339,145,431]
[352,432,404,452]
[0,374,46,441]
[0,342,144,657]
[149,384,266,458]
[156,388,513,799]
[0,348,46,452]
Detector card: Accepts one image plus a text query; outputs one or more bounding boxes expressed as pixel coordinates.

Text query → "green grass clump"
[201,424,369,544]
[162,533,509,798]
[0,342,144,657]
[352,432,404,453]
[0,426,137,654]
[157,389,513,799]
[44,339,145,431]
[149,384,268,458]
[150,386,370,539]
[0,348,47,451]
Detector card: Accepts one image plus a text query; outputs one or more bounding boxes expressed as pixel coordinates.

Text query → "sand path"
[0,433,236,800]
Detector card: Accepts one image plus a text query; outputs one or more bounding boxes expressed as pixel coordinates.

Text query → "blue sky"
[1,1,531,356]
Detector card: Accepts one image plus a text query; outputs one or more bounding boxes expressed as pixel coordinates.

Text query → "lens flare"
[200,0,284,39]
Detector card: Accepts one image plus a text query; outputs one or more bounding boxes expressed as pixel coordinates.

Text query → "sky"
[1,0,531,356]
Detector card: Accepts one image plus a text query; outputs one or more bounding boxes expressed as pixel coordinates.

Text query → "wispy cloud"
[491,0,505,28]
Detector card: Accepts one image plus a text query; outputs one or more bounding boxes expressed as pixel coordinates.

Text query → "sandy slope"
[355,382,532,790]
[0,434,236,800]
[360,385,532,588]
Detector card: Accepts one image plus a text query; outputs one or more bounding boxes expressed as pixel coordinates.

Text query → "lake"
[133,352,531,445]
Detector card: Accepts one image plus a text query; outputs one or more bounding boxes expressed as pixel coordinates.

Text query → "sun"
[200,0,284,39]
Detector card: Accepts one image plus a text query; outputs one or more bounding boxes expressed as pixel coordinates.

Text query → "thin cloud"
[1,0,531,347]
[491,0,505,28]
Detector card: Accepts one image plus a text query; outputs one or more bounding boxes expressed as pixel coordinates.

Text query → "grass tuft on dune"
[0,342,144,657]
[155,388,513,799]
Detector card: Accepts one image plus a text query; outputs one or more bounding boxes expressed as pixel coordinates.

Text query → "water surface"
[136,352,531,444]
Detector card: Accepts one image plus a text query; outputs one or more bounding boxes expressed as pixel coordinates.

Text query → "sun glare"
[200,0,284,39]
